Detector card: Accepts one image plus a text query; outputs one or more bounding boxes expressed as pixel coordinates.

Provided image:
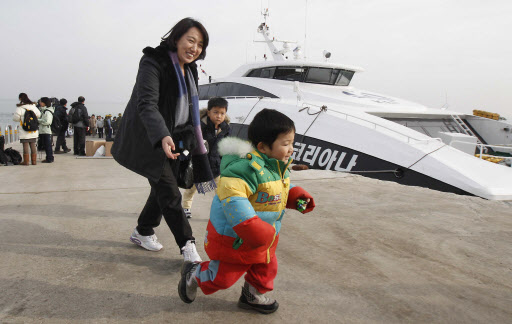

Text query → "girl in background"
[13,93,41,165]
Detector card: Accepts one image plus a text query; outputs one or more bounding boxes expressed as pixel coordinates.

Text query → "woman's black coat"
[112,44,199,183]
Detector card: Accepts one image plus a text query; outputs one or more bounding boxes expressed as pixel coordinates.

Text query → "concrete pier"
[1,139,512,323]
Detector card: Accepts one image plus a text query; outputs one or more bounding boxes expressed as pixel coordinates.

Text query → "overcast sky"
[1,0,511,117]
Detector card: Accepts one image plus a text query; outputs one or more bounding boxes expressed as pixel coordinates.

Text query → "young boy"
[178,108,315,314]
[182,97,231,218]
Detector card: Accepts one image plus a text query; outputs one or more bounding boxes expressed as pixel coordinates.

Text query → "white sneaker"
[184,208,192,218]
[130,228,163,251]
[181,240,202,263]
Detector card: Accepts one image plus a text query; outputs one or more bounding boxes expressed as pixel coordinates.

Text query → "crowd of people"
[12,93,122,163]
[87,113,121,139]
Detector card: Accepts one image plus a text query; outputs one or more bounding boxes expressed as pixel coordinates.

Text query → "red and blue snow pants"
[194,256,278,295]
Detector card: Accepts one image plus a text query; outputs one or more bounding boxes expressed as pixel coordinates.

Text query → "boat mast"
[255,7,302,61]
[256,8,285,61]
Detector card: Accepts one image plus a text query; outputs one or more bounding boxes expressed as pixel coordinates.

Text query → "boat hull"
[230,123,470,196]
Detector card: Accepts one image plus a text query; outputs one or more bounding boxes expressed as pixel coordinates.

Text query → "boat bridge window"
[246,66,355,86]
[198,82,278,100]
[273,67,304,82]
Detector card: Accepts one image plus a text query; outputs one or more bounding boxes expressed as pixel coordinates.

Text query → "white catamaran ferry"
[198,10,512,200]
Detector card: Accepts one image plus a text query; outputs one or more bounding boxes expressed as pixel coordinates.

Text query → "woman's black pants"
[136,159,194,251]
[41,134,54,162]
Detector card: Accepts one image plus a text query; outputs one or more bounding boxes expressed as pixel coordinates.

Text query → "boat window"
[247,69,261,77]
[261,67,275,79]
[273,67,304,81]
[247,67,276,79]
[230,83,278,98]
[207,83,218,97]
[202,82,278,99]
[335,70,354,86]
[245,66,354,86]
[305,68,354,86]
[305,68,337,85]
[198,84,209,100]
[216,82,235,97]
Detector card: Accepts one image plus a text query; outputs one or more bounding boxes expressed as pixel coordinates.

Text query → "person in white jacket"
[13,93,41,165]
[38,97,54,163]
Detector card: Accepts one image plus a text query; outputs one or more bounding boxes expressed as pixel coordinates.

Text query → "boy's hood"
[218,137,292,175]
[218,137,253,158]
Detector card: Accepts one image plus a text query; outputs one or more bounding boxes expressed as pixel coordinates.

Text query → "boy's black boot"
[237,281,279,314]
[178,262,199,303]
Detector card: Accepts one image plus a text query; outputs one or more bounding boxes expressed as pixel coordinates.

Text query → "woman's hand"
[161,136,180,159]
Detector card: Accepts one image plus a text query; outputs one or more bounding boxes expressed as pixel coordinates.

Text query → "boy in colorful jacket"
[179,108,315,314]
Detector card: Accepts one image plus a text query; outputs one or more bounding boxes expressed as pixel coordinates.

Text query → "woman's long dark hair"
[39,97,51,108]
[17,93,34,106]
[161,17,209,61]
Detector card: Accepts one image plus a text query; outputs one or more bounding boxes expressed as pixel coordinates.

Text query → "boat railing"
[451,140,512,159]
[300,102,443,145]
[224,96,266,100]
[1,124,20,145]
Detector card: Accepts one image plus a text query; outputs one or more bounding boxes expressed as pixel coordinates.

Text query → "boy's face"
[258,130,295,162]
[207,106,227,128]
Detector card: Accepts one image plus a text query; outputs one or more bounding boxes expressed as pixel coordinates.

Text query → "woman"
[112,18,214,264]
[38,97,55,163]
[13,93,41,165]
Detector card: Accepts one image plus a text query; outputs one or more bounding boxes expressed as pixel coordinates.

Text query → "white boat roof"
[229,60,364,77]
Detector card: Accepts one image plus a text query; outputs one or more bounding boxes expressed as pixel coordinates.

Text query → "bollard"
[14,125,20,142]
[9,125,13,143]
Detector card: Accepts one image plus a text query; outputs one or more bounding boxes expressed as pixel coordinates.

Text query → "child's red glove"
[233,216,275,248]
[286,186,315,213]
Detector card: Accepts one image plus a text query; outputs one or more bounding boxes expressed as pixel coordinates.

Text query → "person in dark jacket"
[111,18,212,264]
[54,98,70,153]
[182,97,230,218]
[68,96,89,156]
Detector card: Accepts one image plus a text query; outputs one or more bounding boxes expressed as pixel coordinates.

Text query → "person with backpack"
[54,98,71,154]
[13,93,41,165]
[38,97,55,163]
[68,96,89,156]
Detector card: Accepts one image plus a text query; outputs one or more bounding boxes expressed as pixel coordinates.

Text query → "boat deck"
[1,138,512,323]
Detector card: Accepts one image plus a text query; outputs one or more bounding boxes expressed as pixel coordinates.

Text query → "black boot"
[237,282,279,314]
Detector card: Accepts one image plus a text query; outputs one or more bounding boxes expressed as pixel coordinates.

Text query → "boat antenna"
[441,91,449,110]
[304,0,307,59]
[255,7,298,61]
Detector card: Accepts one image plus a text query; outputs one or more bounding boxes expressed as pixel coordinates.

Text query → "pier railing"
[1,124,20,145]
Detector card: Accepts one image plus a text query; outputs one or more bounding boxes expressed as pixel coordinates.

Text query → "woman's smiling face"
[176,27,203,67]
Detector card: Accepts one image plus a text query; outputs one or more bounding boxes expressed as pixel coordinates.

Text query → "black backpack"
[71,106,82,124]
[47,110,63,134]
[4,148,22,165]
[22,109,39,131]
